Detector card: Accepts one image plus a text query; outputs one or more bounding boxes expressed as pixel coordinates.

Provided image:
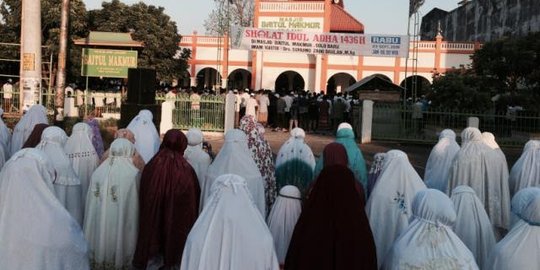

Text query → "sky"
[83,0,459,35]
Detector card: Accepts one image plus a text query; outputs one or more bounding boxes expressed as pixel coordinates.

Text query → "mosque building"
[180,0,478,95]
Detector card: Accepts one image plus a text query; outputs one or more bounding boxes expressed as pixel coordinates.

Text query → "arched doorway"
[227,69,252,90]
[327,72,356,94]
[196,67,222,90]
[275,71,305,93]
[400,75,431,100]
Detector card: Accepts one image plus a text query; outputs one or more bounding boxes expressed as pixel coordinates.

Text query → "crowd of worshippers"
[0,104,539,270]
[172,87,357,134]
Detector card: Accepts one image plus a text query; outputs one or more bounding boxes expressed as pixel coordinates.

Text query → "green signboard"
[81,48,138,78]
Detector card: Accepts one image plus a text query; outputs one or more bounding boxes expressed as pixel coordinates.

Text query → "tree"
[428,68,494,112]
[0,0,88,84]
[204,0,254,36]
[88,0,190,82]
[429,33,540,112]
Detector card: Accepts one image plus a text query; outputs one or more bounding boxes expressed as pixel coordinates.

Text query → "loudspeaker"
[127,68,157,104]
[120,103,161,131]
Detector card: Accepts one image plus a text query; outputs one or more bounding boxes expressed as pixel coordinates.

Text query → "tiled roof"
[330,4,364,33]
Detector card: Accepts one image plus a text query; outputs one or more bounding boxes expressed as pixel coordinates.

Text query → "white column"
[224,93,236,133]
[314,54,323,93]
[255,51,263,89]
[361,100,374,144]
[190,77,197,87]
[221,78,228,90]
[20,0,42,112]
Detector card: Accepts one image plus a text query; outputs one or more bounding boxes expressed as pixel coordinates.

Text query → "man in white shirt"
[3,79,13,112]
[258,90,270,127]
[282,92,294,131]
[245,93,259,120]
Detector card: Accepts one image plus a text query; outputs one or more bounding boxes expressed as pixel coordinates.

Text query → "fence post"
[361,100,374,144]
[224,91,236,133]
[467,117,480,129]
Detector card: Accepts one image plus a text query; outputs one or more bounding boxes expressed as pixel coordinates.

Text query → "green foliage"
[430,32,540,112]
[88,0,190,83]
[429,68,494,112]
[0,0,88,82]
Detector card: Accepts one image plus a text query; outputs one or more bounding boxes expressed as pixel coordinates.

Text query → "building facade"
[421,0,540,42]
[181,0,479,95]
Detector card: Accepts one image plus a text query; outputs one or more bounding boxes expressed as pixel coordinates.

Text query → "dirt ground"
[203,130,524,177]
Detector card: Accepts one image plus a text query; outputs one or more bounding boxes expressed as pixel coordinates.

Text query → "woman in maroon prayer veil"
[22,123,49,148]
[132,129,200,269]
[285,165,377,270]
[322,142,348,167]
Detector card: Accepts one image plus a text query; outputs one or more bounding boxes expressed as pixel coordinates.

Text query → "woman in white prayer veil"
[36,126,83,225]
[451,185,496,269]
[127,109,160,163]
[9,104,48,156]
[509,187,540,228]
[275,128,316,196]
[487,194,540,270]
[447,127,511,237]
[509,140,540,196]
[65,122,99,210]
[203,129,265,215]
[424,129,460,192]
[267,185,302,266]
[383,189,479,270]
[0,108,11,154]
[184,128,212,211]
[365,150,427,268]
[180,174,280,270]
[0,148,89,270]
[83,138,140,270]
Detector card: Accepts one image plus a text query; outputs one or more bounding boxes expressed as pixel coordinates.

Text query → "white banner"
[231,27,409,57]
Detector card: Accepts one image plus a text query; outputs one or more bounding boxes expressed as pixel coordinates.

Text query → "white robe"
[451,185,496,269]
[365,150,427,268]
[127,109,160,163]
[509,140,540,196]
[275,128,315,169]
[246,97,258,119]
[267,185,302,265]
[65,122,99,212]
[9,104,48,156]
[383,189,479,270]
[203,129,265,215]
[0,149,89,270]
[83,138,140,269]
[0,108,11,158]
[36,126,83,225]
[181,174,280,270]
[184,128,212,212]
[424,129,460,192]
[487,195,540,270]
[510,187,540,228]
[447,127,511,232]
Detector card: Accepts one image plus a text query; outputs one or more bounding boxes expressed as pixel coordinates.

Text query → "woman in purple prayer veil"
[85,116,104,159]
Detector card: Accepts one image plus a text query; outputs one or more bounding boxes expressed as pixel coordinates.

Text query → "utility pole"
[55,0,70,121]
[20,0,42,113]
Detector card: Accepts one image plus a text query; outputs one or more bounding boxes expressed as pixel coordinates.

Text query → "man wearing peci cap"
[245,92,259,120]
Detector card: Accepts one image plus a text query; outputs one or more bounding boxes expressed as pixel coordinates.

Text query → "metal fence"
[354,103,540,147]
[156,93,225,132]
